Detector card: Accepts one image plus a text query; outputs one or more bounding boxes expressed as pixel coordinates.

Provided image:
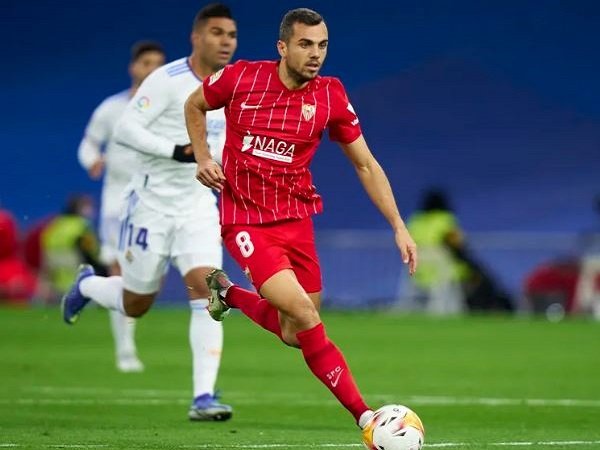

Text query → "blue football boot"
[61,264,95,325]
[188,393,233,421]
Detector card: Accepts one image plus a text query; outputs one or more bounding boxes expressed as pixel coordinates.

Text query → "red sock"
[296,323,369,422]
[225,286,282,339]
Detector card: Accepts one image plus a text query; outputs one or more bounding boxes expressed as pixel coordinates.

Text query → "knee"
[294,301,320,328]
[281,328,301,348]
[187,285,209,300]
[123,295,153,318]
[280,303,320,348]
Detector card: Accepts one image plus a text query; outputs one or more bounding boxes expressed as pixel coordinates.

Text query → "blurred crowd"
[0,195,107,305]
[2,190,600,318]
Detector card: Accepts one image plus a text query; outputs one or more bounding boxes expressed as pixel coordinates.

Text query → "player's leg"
[207,223,290,336]
[181,266,231,421]
[63,197,166,322]
[207,270,283,338]
[100,212,143,372]
[258,269,371,425]
[62,265,157,319]
[258,270,319,344]
[215,220,319,343]
[206,272,371,425]
[284,219,371,426]
[217,219,371,425]
[172,208,232,421]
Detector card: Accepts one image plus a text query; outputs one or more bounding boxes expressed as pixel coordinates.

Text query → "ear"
[127,62,134,78]
[276,40,286,58]
[190,31,197,47]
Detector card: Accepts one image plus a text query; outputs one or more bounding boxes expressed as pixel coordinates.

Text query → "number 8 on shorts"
[235,231,254,258]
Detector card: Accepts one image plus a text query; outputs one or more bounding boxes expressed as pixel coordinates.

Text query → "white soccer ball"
[361,404,425,450]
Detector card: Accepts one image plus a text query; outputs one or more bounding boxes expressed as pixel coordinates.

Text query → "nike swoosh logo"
[241,102,261,110]
[331,369,344,388]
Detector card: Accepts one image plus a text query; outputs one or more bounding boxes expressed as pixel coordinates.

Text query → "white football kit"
[113,57,224,294]
[78,90,139,265]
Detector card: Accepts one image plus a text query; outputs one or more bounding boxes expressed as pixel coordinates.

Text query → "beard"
[285,60,317,85]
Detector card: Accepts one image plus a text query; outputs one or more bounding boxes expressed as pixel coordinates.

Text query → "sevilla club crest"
[302,103,316,121]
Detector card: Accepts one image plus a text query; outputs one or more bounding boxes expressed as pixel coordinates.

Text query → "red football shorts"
[222,217,322,293]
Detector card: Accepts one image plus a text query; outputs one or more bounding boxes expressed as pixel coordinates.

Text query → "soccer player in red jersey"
[185,8,418,428]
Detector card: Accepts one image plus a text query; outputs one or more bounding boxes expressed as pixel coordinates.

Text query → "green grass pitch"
[1,306,599,449]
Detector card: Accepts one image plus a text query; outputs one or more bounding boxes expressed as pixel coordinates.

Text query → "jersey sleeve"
[77,101,111,169]
[202,62,242,109]
[327,78,362,144]
[113,70,176,158]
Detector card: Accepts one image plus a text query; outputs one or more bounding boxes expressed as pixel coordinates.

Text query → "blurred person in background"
[406,189,467,313]
[574,194,600,318]
[408,188,513,313]
[41,195,107,299]
[0,209,37,304]
[63,3,238,421]
[77,40,165,373]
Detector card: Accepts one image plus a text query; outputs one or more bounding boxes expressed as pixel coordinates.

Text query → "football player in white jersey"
[63,3,237,421]
[77,41,165,373]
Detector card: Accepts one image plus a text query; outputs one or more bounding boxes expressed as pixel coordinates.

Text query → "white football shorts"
[117,191,222,294]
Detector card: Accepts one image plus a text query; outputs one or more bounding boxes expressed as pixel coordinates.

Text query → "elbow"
[355,158,383,180]
[184,95,197,116]
[76,141,87,167]
[185,91,208,117]
[355,160,373,176]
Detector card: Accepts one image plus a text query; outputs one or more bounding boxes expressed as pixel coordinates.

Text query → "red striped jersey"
[203,60,362,225]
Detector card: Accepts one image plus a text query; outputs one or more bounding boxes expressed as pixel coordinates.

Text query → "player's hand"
[196,157,226,192]
[394,226,418,275]
[88,159,105,180]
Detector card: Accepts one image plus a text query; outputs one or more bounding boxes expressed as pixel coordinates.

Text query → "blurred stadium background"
[2,2,600,449]
[1,0,600,310]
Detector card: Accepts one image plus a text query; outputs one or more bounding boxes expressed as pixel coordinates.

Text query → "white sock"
[109,309,137,359]
[80,276,125,314]
[358,409,375,429]
[189,299,223,398]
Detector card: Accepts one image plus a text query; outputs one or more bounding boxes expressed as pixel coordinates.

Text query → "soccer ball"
[361,404,425,450]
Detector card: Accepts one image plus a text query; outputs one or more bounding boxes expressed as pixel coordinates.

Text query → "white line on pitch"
[490,442,600,447]
[0,446,108,449]
[181,441,600,448]
[10,387,600,408]
[47,446,109,448]
[5,396,600,408]
[2,441,600,448]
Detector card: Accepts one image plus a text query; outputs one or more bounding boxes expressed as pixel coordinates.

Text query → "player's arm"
[114,71,194,163]
[78,103,108,179]
[339,136,418,275]
[184,85,225,191]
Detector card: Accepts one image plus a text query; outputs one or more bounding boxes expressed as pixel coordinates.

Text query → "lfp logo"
[136,96,150,110]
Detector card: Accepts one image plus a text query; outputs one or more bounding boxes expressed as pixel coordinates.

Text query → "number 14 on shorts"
[120,223,149,251]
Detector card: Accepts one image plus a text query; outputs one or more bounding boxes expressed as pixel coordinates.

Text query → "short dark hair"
[421,188,451,212]
[64,194,94,215]
[279,8,324,42]
[130,41,164,62]
[193,3,234,30]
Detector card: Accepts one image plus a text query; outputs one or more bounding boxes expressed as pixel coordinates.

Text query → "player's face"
[192,17,238,71]
[129,51,165,86]
[278,22,328,84]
